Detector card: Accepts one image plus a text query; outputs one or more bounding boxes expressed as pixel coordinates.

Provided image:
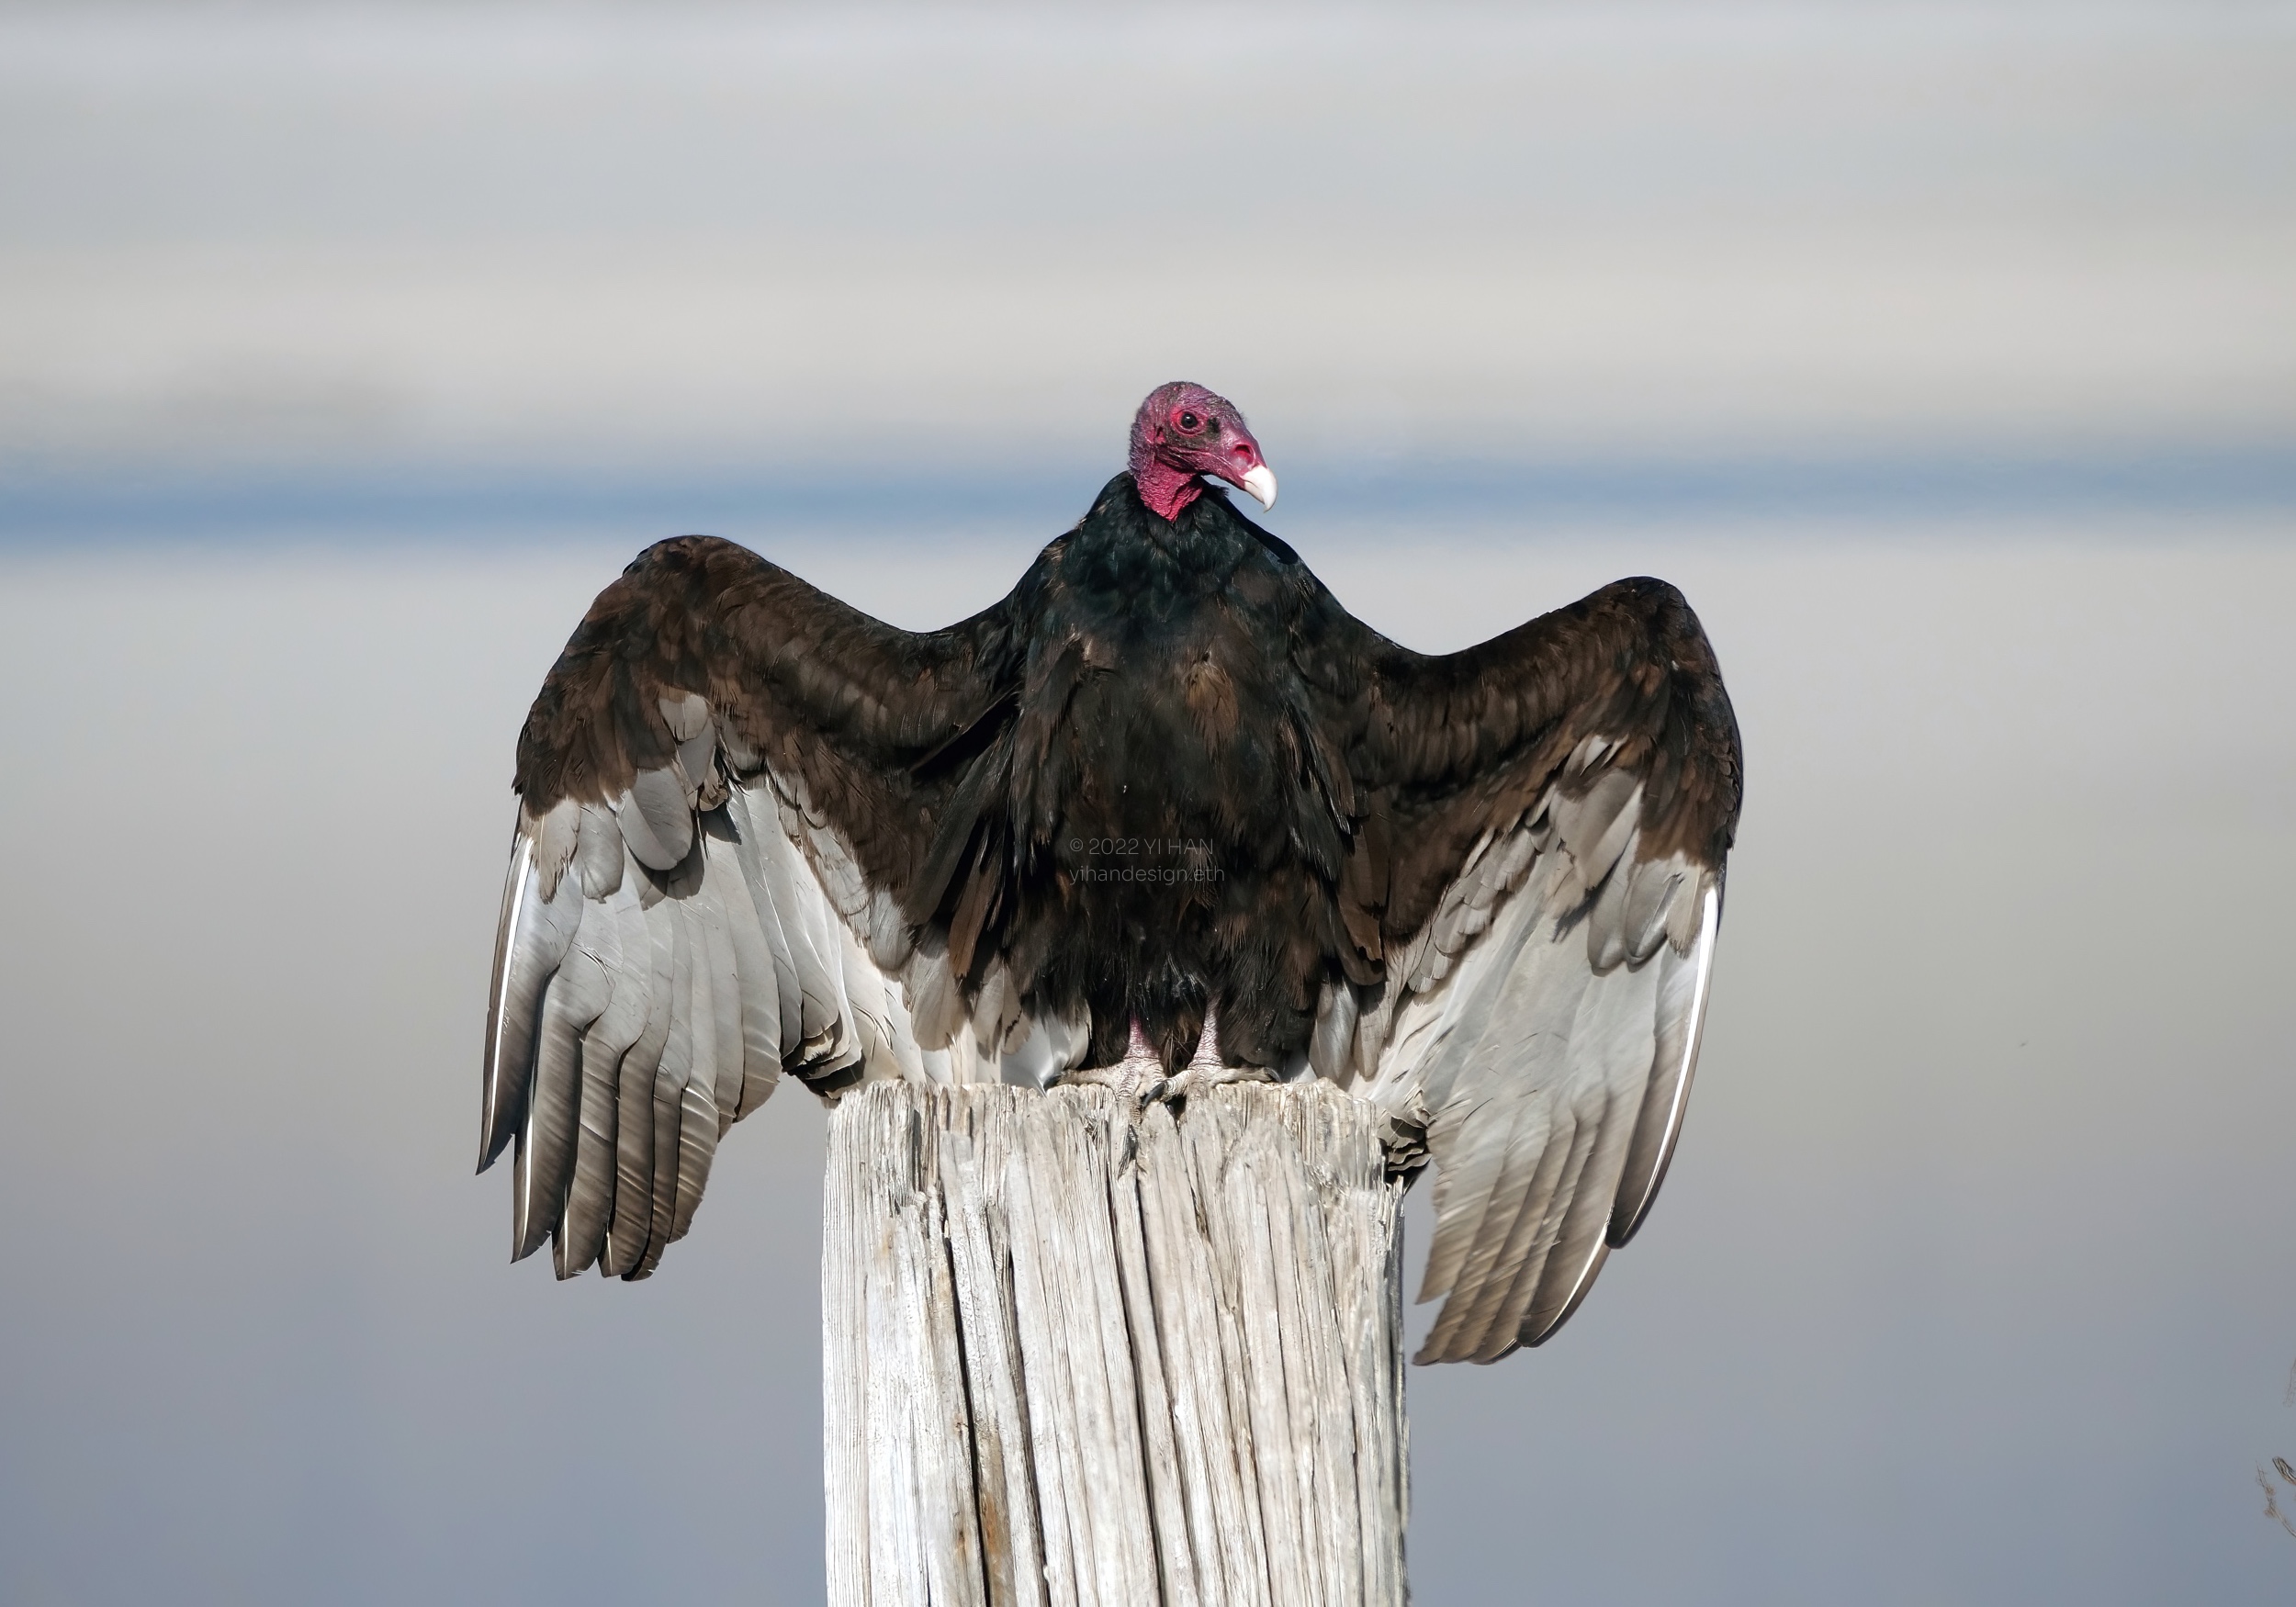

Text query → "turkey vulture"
[481,381,1740,1364]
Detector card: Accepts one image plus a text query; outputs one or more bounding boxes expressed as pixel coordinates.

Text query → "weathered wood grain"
[823,1082,1410,1607]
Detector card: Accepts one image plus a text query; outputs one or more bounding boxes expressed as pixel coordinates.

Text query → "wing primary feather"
[1459,937,1659,1354]
[1525,1240,1612,1347]
[556,883,650,1278]
[1434,1097,1583,1364]
[1417,1086,1538,1309]
[1511,958,1660,1335]
[479,834,535,1172]
[481,833,582,1171]
[1479,1100,1605,1361]
[1417,1095,1564,1363]
[1610,883,1719,1244]
[512,940,610,1262]
[1523,1091,1635,1345]
[669,895,725,1243]
[635,903,697,1277]
[603,878,670,1277]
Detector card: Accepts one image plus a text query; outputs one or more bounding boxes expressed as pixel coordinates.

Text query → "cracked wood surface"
[823,1081,1410,1607]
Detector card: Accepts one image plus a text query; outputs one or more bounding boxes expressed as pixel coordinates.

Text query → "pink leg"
[1165,1006,1267,1098]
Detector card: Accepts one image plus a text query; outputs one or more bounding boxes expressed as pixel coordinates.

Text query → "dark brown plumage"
[483,383,1742,1361]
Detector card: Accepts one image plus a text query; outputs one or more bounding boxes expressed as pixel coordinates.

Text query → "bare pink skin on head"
[1127,382,1273,522]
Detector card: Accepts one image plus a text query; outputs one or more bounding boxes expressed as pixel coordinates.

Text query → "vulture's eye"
[1177,410,1203,433]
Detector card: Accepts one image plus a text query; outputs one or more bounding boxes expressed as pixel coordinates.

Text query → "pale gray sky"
[1,0,2290,484]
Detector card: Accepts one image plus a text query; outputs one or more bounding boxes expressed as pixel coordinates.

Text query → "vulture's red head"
[1128,381,1277,523]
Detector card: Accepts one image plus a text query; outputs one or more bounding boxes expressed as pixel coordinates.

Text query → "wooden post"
[822,1080,1411,1607]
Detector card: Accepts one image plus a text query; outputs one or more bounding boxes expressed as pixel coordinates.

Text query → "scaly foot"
[1062,1018,1170,1104]
[1061,1009,1270,1105]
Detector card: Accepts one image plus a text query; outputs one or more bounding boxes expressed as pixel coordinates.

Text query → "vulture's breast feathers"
[953,481,1348,1072]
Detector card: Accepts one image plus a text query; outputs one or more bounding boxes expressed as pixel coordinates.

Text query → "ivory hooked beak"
[1237,464,1278,511]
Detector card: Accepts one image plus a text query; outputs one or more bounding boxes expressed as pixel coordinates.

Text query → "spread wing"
[1307,576,1742,1363]
[480,535,1087,1280]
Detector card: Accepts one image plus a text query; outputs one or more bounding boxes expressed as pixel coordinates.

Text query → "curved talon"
[1160,1062,1270,1103]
